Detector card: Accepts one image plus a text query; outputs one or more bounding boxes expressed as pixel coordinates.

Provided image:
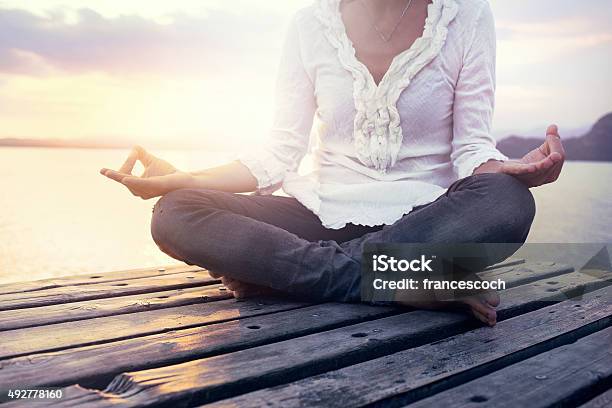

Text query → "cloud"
[3,2,610,78]
[491,0,612,62]
[0,7,287,77]
[490,0,612,27]
[1,1,610,138]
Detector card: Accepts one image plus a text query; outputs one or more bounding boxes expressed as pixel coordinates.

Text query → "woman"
[101,0,565,326]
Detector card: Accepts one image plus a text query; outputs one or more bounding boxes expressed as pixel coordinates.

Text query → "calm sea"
[1,147,611,284]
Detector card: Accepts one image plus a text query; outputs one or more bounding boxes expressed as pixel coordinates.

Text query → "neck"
[362,0,409,14]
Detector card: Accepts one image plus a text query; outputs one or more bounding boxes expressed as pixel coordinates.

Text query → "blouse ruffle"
[314,0,459,173]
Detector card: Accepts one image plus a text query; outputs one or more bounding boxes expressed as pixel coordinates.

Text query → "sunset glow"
[1,0,610,148]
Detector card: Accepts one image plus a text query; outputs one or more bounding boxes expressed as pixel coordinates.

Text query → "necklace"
[360,0,414,43]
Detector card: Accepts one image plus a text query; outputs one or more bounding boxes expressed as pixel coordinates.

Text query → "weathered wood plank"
[25,275,612,408]
[1,270,606,360]
[0,271,217,311]
[0,260,566,332]
[479,261,574,287]
[202,281,612,408]
[495,270,612,319]
[483,257,525,270]
[0,285,231,331]
[579,388,612,408]
[0,264,200,295]
[0,302,396,391]
[0,269,600,392]
[407,326,612,408]
[0,296,310,360]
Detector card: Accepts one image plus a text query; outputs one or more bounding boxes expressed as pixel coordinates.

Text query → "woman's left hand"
[499,125,565,187]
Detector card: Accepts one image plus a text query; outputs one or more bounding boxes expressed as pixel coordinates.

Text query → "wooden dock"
[0,259,611,407]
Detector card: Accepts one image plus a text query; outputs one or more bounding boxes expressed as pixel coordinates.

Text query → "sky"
[0,0,610,148]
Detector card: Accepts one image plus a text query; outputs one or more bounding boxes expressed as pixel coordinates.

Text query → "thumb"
[122,176,165,199]
[122,176,158,189]
[501,161,537,175]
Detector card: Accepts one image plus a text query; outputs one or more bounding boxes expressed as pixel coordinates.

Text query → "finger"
[135,145,154,166]
[544,160,564,184]
[532,154,556,171]
[501,161,537,175]
[522,160,560,187]
[100,168,131,183]
[545,124,565,163]
[524,149,557,172]
[118,147,140,174]
[550,159,564,181]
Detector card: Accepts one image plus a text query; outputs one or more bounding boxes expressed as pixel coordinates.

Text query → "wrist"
[163,171,197,191]
[473,160,504,175]
[185,172,213,189]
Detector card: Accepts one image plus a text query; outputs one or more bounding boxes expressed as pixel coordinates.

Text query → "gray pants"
[151,173,535,302]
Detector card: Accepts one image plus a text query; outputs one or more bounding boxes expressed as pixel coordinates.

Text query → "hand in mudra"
[500,125,565,187]
[100,146,191,199]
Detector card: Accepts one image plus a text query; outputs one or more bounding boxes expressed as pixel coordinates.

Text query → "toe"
[482,290,500,307]
[471,309,491,326]
[464,297,497,326]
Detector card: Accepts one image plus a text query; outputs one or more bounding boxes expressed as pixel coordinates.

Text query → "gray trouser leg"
[151,173,535,302]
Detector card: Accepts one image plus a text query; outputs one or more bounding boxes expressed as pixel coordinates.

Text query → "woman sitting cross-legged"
[101,0,565,326]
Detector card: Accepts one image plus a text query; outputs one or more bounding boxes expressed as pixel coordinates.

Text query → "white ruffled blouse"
[239,0,508,229]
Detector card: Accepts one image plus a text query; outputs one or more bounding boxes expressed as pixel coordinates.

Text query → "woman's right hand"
[116,145,177,178]
[100,146,194,199]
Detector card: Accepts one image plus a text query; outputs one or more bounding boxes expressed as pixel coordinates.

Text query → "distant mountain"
[497,113,612,161]
[493,125,589,140]
[0,137,236,150]
[0,138,132,149]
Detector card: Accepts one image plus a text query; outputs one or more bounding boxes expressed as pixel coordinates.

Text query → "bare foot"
[461,291,500,326]
[400,290,500,327]
[209,271,273,299]
[220,276,279,300]
[210,270,500,325]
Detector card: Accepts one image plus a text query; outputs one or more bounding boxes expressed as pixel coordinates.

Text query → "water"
[0,147,610,284]
[0,147,235,284]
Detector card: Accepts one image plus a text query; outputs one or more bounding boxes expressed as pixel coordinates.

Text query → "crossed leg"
[151,173,535,325]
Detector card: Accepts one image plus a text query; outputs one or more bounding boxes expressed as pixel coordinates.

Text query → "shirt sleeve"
[238,13,316,194]
[451,2,508,179]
